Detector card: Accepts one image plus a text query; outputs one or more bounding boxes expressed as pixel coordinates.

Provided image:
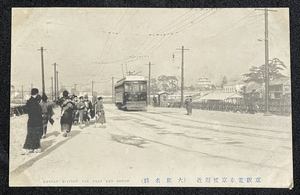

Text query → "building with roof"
[269,77,291,99]
[223,81,245,93]
[196,76,212,90]
[196,92,244,103]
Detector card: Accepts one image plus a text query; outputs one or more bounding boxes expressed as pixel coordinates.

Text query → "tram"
[114,76,147,110]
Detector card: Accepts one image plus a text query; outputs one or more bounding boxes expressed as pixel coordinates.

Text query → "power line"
[173,9,220,34]
[95,9,129,71]
[152,9,193,34]
[96,10,139,75]
[101,9,132,62]
[204,10,256,42]
[157,9,208,34]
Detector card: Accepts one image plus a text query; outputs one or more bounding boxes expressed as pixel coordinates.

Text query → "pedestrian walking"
[72,95,79,125]
[188,96,193,115]
[83,94,92,125]
[39,93,55,139]
[59,91,76,137]
[185,96,189,115]
[22,88,43,154]
[76,95,85,129]
[94,96,106,128]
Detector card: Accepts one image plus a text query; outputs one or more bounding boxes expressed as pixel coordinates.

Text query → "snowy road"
[9,104,293,187]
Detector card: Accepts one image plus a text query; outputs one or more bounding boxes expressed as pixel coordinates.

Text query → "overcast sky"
[11,8,290,94]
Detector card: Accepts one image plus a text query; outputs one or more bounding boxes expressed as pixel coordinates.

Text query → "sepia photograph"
[9,7,292,187]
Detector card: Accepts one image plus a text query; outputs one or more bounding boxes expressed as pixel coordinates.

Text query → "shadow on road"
[110,134,148,148]
[10,130,81,178]
[46,131,60,138]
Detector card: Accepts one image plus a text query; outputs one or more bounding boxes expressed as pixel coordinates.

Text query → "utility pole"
[145,62,154,105]
[56,71,59,97]
[92,81,94,96]
[51,77,53,101]
[256,8,276,116]
[38,47,46,94]
[53,63,57,101]
[21,85,23,103]
[176,46,189,108]
[112,76,114,103]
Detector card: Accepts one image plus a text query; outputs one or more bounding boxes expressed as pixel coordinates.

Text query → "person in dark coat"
[22,88,43,154]
[39,93,55,139]
[188,96,193,115]
[59,91,76,137]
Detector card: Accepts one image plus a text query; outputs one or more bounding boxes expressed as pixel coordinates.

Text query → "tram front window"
[125,83,146,92]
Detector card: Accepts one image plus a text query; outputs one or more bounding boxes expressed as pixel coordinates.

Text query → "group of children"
[60,94,106,129]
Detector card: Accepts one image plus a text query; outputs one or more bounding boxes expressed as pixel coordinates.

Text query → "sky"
[11,8,290,94]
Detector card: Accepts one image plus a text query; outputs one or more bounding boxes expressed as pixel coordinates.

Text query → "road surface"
[9,104,293,187]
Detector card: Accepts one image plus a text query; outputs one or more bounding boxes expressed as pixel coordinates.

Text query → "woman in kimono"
[94,96,106,128]
[22,88,43,154]
[39,93,54,139]
[59,91,75,137]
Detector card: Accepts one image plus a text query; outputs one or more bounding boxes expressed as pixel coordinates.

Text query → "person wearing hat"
[59,90,76,137]
[39,93,55,139]
[94,96,106,128]
[22,88,43,154]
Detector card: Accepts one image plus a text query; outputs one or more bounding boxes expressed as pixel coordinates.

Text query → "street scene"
[10,8,292,187]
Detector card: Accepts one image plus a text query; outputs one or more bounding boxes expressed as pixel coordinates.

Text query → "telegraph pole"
[53,63,57,100]
[112,76,114,103]
[56,71,59,97]
[51,77,53,101]
[21,85,23,103]
[38,47,46,94]
[176,46,189,108]
[264,8,271,116]
[256,8,276,116]
[92,81,94,96]
[145,62,154,105]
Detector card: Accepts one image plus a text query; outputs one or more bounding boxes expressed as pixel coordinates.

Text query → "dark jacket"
[26,96,43,127]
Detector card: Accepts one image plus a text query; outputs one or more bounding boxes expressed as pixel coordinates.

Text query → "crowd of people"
[21,88,106,155]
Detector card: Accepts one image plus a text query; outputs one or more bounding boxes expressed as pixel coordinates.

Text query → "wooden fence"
[164,99,291,116]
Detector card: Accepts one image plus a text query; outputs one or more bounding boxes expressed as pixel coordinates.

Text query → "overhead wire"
[95,9,139,76]
[134,9,205,57]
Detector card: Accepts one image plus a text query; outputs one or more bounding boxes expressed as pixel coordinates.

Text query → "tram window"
[140,84,147,92]
[132,84,139,92]
[125,84,130,92]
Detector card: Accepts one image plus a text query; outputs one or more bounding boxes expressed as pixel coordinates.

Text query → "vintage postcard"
[10,8,292,187]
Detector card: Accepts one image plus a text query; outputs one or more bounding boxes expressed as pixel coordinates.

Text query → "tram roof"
[116,76,146,83]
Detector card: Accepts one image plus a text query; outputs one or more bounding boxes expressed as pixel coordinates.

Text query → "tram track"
[105,108,291,155]
[107,108,291,143]
[105,109,289,170]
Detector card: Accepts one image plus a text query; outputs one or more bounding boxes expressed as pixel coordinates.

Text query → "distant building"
[269,77,291,99]
[197,92,244,103]
[196,76,212,90]
[223,81,245,93]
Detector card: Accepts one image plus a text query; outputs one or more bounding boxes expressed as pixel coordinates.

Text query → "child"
[94,97,106,128]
